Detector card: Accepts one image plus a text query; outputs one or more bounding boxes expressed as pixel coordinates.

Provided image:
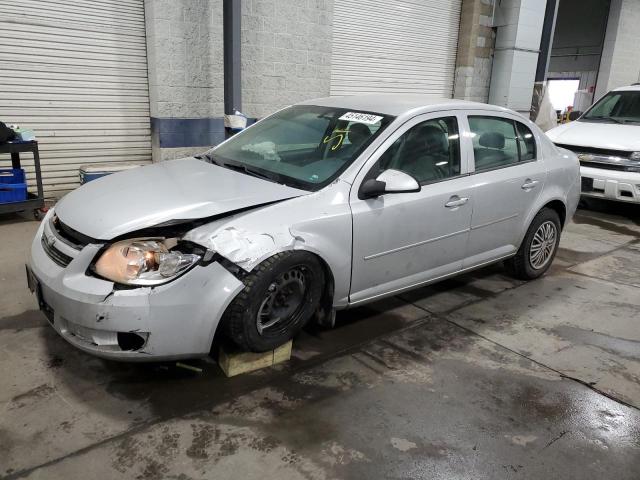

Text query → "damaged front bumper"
[27,214,244,361]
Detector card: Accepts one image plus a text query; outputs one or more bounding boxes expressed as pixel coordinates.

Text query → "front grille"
[556,143,640,171]
[51,215,94,249]
[580,161,629,171]
[556,144,632,158]
[41,234,73,267]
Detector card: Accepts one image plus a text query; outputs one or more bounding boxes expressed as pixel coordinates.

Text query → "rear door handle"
[521,179,539,190]
[445,196,469,208]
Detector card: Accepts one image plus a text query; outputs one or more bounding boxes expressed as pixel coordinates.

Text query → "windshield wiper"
[210,159,282,184]
[230,164,277,182]
[203,152,301,187]
[200,151,223,165]
[584,115,624,124]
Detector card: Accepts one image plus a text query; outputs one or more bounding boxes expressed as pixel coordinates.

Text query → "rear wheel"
[222,251,324,352]
[505,208,561,280]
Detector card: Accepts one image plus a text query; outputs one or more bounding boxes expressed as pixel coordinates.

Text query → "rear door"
[463,113,546,268]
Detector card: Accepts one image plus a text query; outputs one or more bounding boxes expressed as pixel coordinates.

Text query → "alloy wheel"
[529,221,557,270]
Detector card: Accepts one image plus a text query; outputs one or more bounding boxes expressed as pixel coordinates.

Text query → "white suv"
[547,85,640,203]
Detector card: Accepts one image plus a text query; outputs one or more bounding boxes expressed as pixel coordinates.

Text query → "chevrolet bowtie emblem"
[44,233,56,248]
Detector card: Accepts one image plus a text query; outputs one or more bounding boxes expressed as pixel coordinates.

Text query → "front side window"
[469,116,536,170]
[581,91,640,124]
[208,105,393,190]
[371,116,461,184]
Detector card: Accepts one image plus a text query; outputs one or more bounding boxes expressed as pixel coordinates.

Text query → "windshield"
[581,90,640,124]
[206,105,394,190]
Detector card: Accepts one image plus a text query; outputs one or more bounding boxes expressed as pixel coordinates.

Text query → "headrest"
[479,132,505,149]
[348,123,371,144]
[419,125,448,153]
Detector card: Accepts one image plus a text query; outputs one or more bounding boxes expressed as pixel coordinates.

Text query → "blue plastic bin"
[0,168,27,203]
[0,168,25,184]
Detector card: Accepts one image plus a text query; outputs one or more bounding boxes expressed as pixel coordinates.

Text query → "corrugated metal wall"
[0,0,152,199]
[330,0,462,97]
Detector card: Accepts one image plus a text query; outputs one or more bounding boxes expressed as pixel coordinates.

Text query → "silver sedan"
[27,95,581,360]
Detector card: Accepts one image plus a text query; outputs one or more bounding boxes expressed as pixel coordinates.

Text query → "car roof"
[612,85,640,92]
[298,94,510,116]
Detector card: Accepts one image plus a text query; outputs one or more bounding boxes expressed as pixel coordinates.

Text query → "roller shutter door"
[0,0,151,198]
[331,0,462,97]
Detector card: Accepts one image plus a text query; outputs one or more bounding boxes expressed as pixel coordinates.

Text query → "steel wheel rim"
[529,221,557,270]
[256,266,307,337]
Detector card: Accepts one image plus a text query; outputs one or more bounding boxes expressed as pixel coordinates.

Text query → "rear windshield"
[207,105,394,190]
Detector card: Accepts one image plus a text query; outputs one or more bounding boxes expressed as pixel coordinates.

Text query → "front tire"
[505,208,561,280]
[221,251,324,352]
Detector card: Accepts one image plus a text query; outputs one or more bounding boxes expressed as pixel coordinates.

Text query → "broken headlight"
[94,238,201,286]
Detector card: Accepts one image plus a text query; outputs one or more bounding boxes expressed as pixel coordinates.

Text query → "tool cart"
[0,141,45,219]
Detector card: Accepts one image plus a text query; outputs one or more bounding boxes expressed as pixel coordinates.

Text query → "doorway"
[547,78,580,113]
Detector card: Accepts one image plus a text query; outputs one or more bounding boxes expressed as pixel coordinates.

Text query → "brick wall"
[595,0,640,99]
[241,0,333,119]
[454,0,496,102]
[488,0,547,114]
[145,0,225,161]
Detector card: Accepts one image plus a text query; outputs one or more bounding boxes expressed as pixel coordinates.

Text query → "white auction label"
[339,112,384,125]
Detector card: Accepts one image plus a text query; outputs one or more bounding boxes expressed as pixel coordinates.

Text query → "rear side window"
[469,116,537,171]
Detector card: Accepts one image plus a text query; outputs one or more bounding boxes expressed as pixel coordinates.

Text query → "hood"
[55,158,308,240]
[546,121,640,151]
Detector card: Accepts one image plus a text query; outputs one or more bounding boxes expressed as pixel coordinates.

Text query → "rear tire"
[221,251,324,352]
[505,208,561,280]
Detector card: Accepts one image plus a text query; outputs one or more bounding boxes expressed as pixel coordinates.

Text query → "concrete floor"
[1,199,639,479]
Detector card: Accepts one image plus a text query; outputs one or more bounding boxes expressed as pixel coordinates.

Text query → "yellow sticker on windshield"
[339,112,383,125]
[323,128,348,150]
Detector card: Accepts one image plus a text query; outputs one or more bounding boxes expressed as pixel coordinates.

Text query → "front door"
[349,113,475,304]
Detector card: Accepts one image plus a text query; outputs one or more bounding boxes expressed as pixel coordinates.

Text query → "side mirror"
[359,169,421,199]
[568,111,582,121]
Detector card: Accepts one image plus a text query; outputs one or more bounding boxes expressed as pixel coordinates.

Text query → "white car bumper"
[26,213,244,361]
[580,166,640,203]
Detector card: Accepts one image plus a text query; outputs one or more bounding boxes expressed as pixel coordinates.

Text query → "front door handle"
[521,179,539,190]
[445,196,469,208]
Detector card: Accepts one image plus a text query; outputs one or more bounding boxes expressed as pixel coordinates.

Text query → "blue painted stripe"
[151,117,225,148]
[151,117,258,149]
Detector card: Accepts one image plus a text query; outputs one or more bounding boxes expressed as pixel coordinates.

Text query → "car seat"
[474,132,509,170]
[390,124,449,183]
[348,123,371,148]
[327,122,371,160]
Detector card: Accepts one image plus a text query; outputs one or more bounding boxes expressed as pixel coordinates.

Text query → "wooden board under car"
[218,340,292,377]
